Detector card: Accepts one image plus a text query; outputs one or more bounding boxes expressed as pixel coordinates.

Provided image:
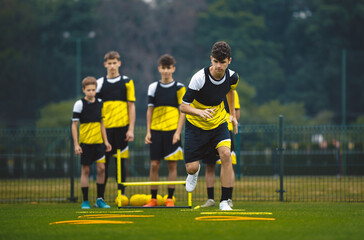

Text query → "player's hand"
[231,116,238,135]
[74,145,82,155]
[105,142,112,152]
[172,132,180,144]
[125,129,134,142]
[145,132,152,144]
[199,108,215,120]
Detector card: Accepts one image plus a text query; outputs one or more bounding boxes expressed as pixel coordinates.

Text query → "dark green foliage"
[0,0,363,127]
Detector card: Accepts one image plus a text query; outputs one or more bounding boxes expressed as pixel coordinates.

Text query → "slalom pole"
[117,149,122,207]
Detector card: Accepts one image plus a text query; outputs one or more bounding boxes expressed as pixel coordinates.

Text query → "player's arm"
[180,102,215,120]
[235,108,240,121]
[145,106,153,144]
[173,110,185,144]
[126,101,135,142]
[227,90,238,134]
[71,121,82,155]
[125,79,136,142]
[173,84,186,144]
[100,120,112,152]
[234,90,240,121]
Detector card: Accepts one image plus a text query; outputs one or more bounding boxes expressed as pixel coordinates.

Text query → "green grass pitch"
[1,202,363,240]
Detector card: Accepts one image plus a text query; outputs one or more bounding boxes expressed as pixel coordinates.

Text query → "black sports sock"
[220,187,232,202]
[97,184,105,199]
[151,189,157,199]
[167,188,175,199]
[82,187,89,201]
[207,187,214,200]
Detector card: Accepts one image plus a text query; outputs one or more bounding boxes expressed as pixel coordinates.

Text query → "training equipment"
[115,149,192,208]
[130,194,148,206]
[219,200,233,211]
[115,195,129,206]
[201,199,215,208]
[140,194,148,205]
[156,194,164,206]
[185,165,200,192]
[116,149,123,207]
[163,195,176,204]
[81,200,91,209]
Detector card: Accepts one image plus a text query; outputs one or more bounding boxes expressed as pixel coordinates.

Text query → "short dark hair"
[82,76,97,89]
[158,54,176,66]
[211,41,231,61]
[104,51,120,61]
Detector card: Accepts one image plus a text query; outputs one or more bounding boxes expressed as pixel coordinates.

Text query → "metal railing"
[1,120,363,203]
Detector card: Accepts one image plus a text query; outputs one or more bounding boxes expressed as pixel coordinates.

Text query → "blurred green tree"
[36,99,75,128]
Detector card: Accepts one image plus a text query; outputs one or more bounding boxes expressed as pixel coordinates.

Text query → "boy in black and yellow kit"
[96,51,136,196]
[181,41,239,211]
[144,54,186,207]
[72,76,112,209]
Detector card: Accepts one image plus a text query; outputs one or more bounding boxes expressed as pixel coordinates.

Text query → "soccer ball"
[163,194,176,204]
[115,195,129,206]
[157,194,165,206]
[130,194,148,206]
[139,194,148,205]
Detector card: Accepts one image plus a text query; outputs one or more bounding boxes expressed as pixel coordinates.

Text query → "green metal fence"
[0,122,363,204]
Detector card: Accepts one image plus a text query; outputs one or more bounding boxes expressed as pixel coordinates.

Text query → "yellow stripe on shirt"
[102,101,129,128]
[79,122,103,144]
[186,100,227,130]
[151,106,180,131]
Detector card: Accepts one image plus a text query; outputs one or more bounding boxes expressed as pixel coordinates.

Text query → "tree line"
[1,0,363,128]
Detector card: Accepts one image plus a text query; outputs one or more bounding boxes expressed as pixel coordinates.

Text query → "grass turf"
[0,202,363,240]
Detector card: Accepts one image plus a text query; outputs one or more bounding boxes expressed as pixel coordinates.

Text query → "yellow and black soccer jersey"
[182,67,239,130]
[72,98,104,144]
[96,75,135,128]
[148,81,186,131]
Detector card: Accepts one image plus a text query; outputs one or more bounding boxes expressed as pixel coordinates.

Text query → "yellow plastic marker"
[76,211,143,214]
[78,214,154,219]
[122,181,186,186]
[49,220,133,225]
[200,212,273,215]
[195,216,275,221]
[188,192,192,207]
[117,149,122,208]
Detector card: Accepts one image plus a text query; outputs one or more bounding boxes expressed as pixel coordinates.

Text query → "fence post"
[277,115,285,201]
[341,48,347,176]
[69,125,76,203]
[236,124,241,180]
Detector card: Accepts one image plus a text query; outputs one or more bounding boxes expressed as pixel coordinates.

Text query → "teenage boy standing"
[144,54,186,207]
[96,51,136,196]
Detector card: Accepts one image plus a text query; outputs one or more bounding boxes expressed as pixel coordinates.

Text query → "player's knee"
[97,164,105,172]
[206,164,215,174]
[186,163,199,174]
[150,161,160,171]
[219,149,231,161]
[82,167,90,176]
